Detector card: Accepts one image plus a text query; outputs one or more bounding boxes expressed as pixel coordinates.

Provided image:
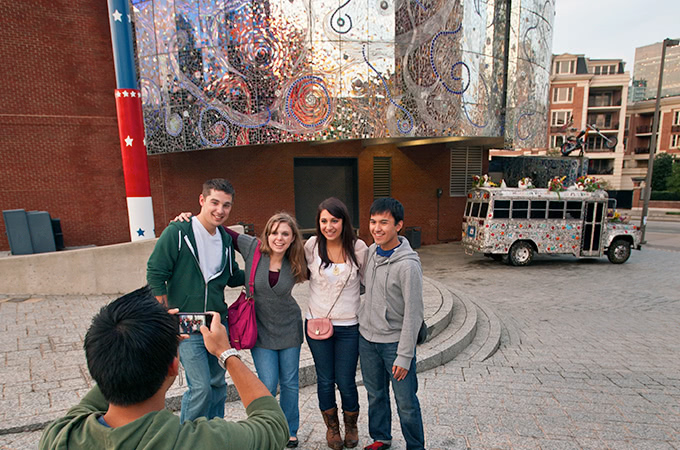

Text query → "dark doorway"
[293,158,359,232]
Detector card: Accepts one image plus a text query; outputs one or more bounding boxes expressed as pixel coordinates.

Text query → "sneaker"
[363,442,391,450]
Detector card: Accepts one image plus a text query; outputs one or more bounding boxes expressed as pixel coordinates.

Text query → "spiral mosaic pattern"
[285,76,332,129]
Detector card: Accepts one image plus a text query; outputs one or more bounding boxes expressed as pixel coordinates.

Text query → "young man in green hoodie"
[146,178,245,422]
[358,198,425,450]
[39,286,288,450]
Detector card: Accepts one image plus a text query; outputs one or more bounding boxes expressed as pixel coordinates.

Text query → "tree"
[666,162,680,194]
[651,153,675,191]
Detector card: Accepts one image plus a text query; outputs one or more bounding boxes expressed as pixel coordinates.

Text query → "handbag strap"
[309,268,351,319]
[248,242,261,297]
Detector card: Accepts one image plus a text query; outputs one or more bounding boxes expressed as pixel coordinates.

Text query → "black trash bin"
[404,226,421,249]
[51,218,65,250]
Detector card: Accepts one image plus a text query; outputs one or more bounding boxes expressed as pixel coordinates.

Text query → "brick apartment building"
[547,53,631,204]
[624,95,680,206]
[0,0,554,252]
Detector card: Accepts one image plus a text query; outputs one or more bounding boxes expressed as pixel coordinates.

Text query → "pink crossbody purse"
[307,270,350,340]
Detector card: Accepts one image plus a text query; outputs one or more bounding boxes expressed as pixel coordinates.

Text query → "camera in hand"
[177,313,212,334]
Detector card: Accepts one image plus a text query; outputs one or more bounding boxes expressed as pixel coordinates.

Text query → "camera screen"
[178,313,212,334]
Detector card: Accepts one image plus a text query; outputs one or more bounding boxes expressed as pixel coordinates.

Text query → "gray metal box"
[3,209,34,255]
[27,211,57,253]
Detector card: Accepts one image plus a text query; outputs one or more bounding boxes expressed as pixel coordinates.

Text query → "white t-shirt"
[191,216,223,283]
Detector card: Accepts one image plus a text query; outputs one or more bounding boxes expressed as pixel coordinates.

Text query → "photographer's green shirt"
[39,385,288,450]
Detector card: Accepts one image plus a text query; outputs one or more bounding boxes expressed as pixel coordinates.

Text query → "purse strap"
[309,268,351,319]
[248,242,262,297]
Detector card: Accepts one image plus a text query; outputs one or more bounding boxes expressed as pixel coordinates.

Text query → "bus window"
[512,200,528,219]
[494,200,510,218]
[471,202,481,217]
[465,201,472,217]
[480,202,489,218]
[530,200,547,219]
[548,201,565,219]
[566,201,582,219]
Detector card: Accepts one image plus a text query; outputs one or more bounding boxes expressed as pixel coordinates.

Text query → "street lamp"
[640,37,680,244]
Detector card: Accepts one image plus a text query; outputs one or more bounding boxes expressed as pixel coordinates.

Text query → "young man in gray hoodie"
[358,198,425,450]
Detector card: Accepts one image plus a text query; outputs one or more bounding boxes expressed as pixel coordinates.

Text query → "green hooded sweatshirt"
[39,386,289,450]
[147,220,245,320]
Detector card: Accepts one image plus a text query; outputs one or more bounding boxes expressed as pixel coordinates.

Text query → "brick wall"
[148,141,479,246]
[0,1,129,251]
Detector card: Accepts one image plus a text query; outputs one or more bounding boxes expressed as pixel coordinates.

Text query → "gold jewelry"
[332,264,341,276]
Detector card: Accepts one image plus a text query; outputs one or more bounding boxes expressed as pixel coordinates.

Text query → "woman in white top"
[304,198,368,450]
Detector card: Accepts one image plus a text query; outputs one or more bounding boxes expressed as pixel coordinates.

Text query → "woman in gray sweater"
[227,213,307,448]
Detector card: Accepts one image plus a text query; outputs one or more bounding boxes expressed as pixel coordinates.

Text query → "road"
[644,220,680,252]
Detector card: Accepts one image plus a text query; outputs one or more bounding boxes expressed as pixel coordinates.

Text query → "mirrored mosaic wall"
[131,0,553,153]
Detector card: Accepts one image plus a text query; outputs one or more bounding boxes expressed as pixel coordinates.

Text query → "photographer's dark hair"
[315,197,358,268]
[202,178,235,198]
[369,197,404,225]
[84,286,178,406]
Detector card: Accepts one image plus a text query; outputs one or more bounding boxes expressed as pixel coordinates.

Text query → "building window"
[672,134,680,149]
[550,135,565,148]
[588,159,615,175]
[555,60,575,74]
[673,110,680,126]
[449,147,483,196]
[551,110,571,126]
[552,87,573,103]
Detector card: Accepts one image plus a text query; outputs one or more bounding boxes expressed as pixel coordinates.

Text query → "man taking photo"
[39,286,288,449]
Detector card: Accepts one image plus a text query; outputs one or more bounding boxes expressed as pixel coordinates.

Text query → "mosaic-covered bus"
[462,187,642,266]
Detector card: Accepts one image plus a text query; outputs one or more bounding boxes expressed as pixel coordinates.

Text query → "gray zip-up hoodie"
[358,236,424,369]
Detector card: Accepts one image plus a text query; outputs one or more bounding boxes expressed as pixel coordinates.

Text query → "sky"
[551,0,680,74]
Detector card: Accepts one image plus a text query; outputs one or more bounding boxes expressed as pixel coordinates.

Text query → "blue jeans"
[178,320,228,423]
[359,336,425,450]
[306,322,360,412]
[250,345,301,437]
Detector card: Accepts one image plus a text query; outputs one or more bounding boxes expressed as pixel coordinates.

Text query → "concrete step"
[167,276,480,409]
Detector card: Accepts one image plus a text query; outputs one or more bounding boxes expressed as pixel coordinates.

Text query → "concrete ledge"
[0,227,246,295]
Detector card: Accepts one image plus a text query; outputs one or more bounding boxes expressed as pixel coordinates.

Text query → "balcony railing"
[636,125,652,134]
[588,167,615,175]
[588,98,622,107]
[672,125,680,133]
[588,122,619,130]
[587,147,616,153]
[634,147,650,154]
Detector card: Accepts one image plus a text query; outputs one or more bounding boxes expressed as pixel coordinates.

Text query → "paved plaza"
[1,223,679,449]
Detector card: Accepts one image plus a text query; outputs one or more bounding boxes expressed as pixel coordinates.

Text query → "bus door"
[581,201,606,256]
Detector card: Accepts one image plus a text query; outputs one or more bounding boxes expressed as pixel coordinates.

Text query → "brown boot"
[321,407,344,450]
[343,410,359,448]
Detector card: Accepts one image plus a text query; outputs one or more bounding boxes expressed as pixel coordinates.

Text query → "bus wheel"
[509,241,533,266]
[607,239,631,264]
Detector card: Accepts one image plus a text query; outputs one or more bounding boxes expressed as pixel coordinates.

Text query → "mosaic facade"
[131,0,554,153]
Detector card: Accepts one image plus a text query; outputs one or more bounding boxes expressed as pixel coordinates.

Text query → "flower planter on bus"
[461,187,642,266]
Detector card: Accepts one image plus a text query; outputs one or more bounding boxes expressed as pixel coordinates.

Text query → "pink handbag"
[306,271,350,341]
[227,244,261,350]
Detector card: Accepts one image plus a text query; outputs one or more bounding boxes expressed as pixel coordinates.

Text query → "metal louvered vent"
[373,157,391,198]
[449,147,483,196]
